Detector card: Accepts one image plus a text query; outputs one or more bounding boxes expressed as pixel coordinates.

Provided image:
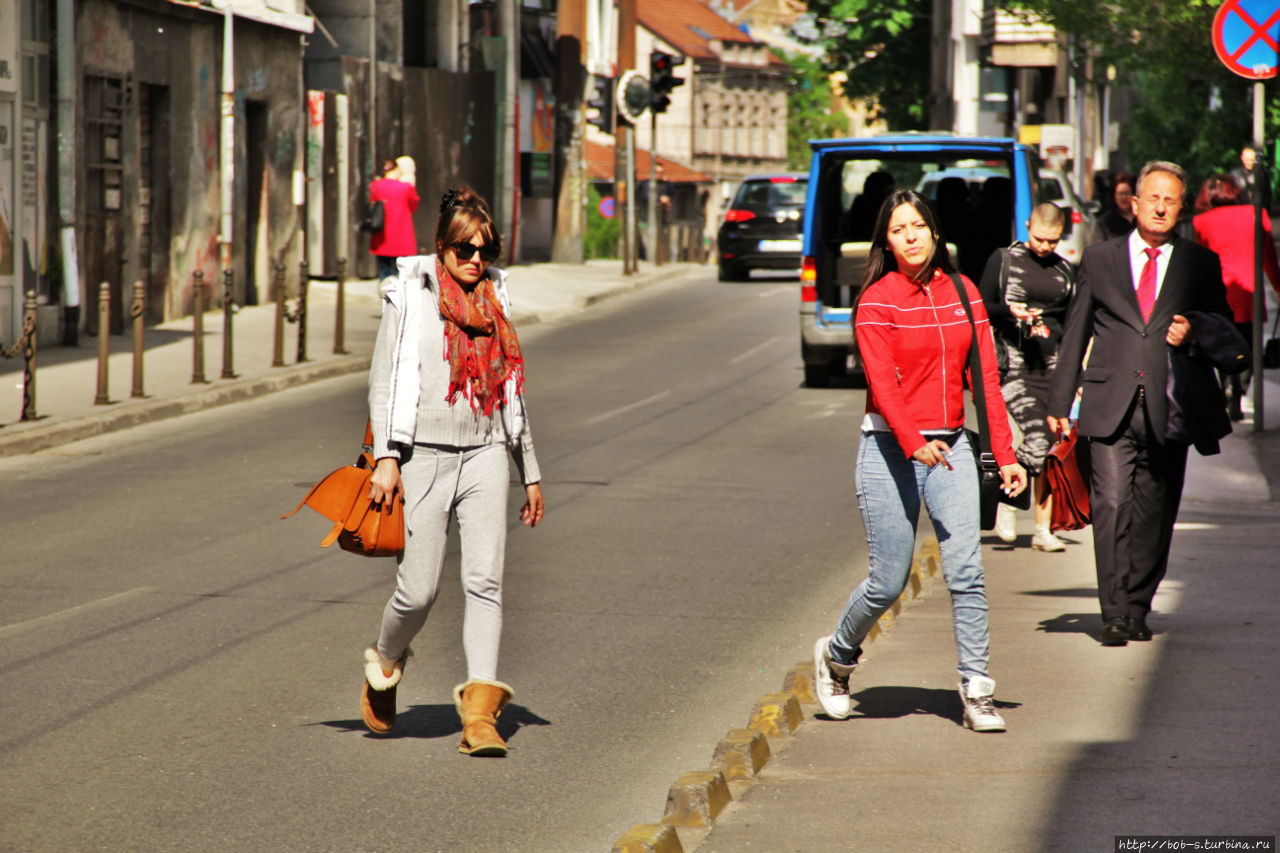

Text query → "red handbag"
[282,421,405,557]
[1044,429,1090,533]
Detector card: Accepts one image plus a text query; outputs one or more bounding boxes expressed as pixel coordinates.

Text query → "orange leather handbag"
[282,421,405,557]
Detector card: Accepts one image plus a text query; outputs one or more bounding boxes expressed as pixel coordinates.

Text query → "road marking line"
[757,286,791,299]
[728,336,781,365]
[0,587,153,639]
[586,390,671,425]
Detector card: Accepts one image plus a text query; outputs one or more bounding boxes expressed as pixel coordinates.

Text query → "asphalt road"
[0,269,871,852]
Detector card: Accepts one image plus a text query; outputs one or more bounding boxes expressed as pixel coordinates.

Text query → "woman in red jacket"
[1193,174,1280,419]
[369,156,421,280]
[812,189,1026,733]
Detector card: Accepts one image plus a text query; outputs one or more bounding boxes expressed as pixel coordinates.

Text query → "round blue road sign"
[1213,0,1280,79]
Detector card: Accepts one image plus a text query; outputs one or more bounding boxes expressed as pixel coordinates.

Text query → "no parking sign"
[1213,0,1280,79]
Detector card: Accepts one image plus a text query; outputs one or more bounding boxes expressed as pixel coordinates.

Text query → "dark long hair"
[850,189,956,354]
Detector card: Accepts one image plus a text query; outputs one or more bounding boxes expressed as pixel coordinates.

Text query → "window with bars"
[85,73,125,213]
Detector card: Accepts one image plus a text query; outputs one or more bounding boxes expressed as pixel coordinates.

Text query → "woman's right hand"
[912,439,953,470]
[369,457,403,507]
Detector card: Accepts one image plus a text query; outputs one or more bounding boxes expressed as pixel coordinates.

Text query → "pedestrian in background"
[368,156,420,280]
[979,203,1076,552]
[812,189,1027,733]
[361,185,545,753]
[1090,172,1137,244]
[1048,161,1232,646]
[1193,174,1280,420]
[1230,144,1270,210]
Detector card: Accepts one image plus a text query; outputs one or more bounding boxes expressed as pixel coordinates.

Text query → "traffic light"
[587,73,614,134]
[649,50,684,114]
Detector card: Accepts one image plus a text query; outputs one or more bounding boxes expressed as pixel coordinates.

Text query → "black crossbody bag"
[947,273,1030,529]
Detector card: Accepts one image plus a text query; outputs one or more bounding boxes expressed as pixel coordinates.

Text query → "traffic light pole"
[616,0,636,274]
[648,109,659,266]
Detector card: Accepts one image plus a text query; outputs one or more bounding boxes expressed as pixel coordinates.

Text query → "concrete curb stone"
[609,537,941,852]
[661,771,733,828]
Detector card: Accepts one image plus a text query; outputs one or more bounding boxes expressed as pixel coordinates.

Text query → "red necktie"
[1137,246,1159,323]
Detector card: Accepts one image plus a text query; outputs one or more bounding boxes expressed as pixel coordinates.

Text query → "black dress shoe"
[1127,615,1153,641]
[1100,618,1129,646]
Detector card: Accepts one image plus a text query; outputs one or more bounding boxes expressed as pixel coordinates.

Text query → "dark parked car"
[717,173,809,281]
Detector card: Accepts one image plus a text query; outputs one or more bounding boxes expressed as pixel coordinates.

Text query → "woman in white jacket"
[361,185,545,754]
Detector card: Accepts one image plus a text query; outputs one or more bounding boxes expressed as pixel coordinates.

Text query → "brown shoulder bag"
[281,421,405,557]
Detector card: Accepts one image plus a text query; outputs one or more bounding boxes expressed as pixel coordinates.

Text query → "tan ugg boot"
[361,646,410,736]
[453,679,514,756]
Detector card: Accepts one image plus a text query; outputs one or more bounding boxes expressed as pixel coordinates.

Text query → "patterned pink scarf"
[436,260,524,415]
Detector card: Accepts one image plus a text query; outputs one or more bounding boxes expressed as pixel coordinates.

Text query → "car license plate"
[758,239,801,252]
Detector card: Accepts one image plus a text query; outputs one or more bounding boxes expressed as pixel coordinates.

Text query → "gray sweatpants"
[376,443,510,681]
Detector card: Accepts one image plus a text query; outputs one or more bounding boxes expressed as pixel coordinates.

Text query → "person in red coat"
[1193,174,1280,419]
[369,156,420,280]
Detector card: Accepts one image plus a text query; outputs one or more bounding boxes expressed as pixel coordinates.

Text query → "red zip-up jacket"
[856,268,1016,466]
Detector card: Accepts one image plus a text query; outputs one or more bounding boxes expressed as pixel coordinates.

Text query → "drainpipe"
[218,4,235,279]
[56,0,80,344]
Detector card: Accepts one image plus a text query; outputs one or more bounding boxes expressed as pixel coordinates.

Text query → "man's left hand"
[1167,314,1192,346]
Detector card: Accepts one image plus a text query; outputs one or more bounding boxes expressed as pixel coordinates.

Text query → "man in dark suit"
[1048,161,1232,646]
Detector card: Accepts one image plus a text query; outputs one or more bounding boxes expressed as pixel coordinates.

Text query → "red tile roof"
[585,140,712,184]
[637,0,758,61]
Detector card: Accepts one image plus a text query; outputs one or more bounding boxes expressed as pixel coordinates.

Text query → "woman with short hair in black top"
[979,203,1076,551]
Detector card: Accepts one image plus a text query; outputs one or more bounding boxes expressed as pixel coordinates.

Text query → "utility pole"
[616,0,636,273]
[1252,79,1266,431]
[552,0,587,263]
[496,0,518,260]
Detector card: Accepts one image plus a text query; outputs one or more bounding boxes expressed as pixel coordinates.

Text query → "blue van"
[799,134,1045,387]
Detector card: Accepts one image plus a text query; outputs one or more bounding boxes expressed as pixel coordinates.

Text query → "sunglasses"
[449,241,501,264]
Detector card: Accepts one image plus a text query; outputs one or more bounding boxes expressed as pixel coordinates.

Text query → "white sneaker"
[1031,529,1066,552]
[994,502,1018,543]
[813,636,857,720]
[960,675,1007,732]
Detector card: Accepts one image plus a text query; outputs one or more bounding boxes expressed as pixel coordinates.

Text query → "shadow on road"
[837,685,1022,726]
[313,702,552,742]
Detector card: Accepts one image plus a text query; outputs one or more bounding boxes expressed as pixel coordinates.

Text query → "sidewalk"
[0,260,701,457]
[616,380,1280,853]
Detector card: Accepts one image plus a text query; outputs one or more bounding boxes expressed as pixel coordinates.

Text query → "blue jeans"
[376,255,398,280]
[829,430,992,681]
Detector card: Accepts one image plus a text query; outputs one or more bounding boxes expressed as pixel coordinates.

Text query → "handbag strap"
[946,273,996,462]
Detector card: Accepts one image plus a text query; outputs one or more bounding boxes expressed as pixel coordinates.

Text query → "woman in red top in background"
[811,188,1027,733]
[1193,174,1280,419]
[369,156,421,280]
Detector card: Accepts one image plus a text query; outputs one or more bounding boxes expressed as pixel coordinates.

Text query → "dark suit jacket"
[1048,235,1232,443]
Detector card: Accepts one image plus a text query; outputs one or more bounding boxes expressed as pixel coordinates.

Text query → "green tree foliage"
[786,54,852,169]
[1012,0,1280,186]
[797,0,932,131]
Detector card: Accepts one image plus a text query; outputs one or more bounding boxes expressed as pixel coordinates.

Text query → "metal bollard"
[272,261,286,367]
[20,290,36,421]
[94,281,111,404]
[221,268,235,379]
[334,257,347,355]
[131,281,146,398]
[192,270,206,383]
[295,258,309,363]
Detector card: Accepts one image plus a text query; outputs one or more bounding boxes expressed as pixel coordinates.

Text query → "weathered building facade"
[73,0,311,333]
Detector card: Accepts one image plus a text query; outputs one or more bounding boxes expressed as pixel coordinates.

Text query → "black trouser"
[1086,389,1189,621]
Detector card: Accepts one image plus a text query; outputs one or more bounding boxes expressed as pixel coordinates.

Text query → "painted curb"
[661,771,732,828]
[746,692,804,737]
[710,729,771,782]
[608,536,942,852]
[611,823,685,853]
